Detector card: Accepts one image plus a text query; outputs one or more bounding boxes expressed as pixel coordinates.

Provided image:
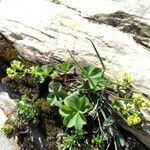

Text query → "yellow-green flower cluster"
[25,66,38,75]
[132,93,149,110]
[6,60,53,84]
[6,60,25,79]
[114,72,149,126]
[127,114,141,126]
[132,93,142,106]
[122,93,149,126]
[118,72,131,88]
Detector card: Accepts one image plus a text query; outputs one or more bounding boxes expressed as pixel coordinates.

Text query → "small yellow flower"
[11,60,24,71]
[141,100,150,111]
[132,93,142,106]
[118,72,132,87]
[26,66,38,75]
[127,114,141,126]
[6,68,16,79]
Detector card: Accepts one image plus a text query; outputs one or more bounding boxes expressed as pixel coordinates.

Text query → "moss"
[2,75,39,99]
[35,98,62,149]
[35,98,50,112]
[0,38,18,62]
[0,38,18,79]
[45,119,61,149]
[0,38,37,80]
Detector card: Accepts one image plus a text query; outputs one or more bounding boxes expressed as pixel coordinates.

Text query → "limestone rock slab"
[0,0,150,148]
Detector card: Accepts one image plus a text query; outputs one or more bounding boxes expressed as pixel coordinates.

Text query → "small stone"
[0,108,7,128]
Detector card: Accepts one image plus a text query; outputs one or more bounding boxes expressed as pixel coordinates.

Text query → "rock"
[85,11,150,49]
[0,131,20,150]
[0,84,19,115]
[59,0,150,18]
[0,0,150,148]
[0,84,20,150]
[0,109,7,129]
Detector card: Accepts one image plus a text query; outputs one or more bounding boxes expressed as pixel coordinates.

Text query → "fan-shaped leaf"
[82,65,106,90]
[59,92,92,130]
[47,81,66,106]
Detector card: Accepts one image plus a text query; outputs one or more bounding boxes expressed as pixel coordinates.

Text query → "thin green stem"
[86,38,105,71]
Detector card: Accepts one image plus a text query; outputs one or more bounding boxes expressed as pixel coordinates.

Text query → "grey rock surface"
[0,84,19,112]
[0,132,13,150]
[0,109,7,129]
[0,84,20,150]
[59,0,150,18]
[0,132,20,150]
[0,0,150,148]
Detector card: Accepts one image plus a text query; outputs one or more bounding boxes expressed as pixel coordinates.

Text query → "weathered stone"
[0,0,150,148]
[0,84,20,150]
[0,109,7,129]
[59,0,150,18]
[0,132,17,150]
[85,11,150,49]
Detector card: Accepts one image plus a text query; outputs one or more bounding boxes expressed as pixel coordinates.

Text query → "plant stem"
[96,111,104,136]
[106,140,111,150]
[86,38,105,70]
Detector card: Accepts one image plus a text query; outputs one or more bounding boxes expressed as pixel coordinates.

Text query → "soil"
[0,35,17,79]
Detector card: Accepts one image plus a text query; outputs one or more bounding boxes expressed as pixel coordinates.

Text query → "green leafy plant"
[66,40,127,149]
[81,64,108,90]
[51,61,74,80]
[47,81,67,106]
[6,39,149,150]
[59,92,92,130]
[16,95,39,124]
[7,60,53,83]
[57,130,84,150]
[92,134,106,149]
[1,125,13,136]
[6,60,25,79]
[32,65,53,83]
[55,61,74,75]
[0,116,17,137]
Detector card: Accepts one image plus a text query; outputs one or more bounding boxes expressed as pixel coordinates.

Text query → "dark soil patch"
[0,35,18,79]
[2,76,40,99]
[0,34,18,62]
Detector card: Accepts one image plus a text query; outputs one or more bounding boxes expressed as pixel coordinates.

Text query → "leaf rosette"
[59,92,92,130]
[47,81,66,106]
[82,65,108,90]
